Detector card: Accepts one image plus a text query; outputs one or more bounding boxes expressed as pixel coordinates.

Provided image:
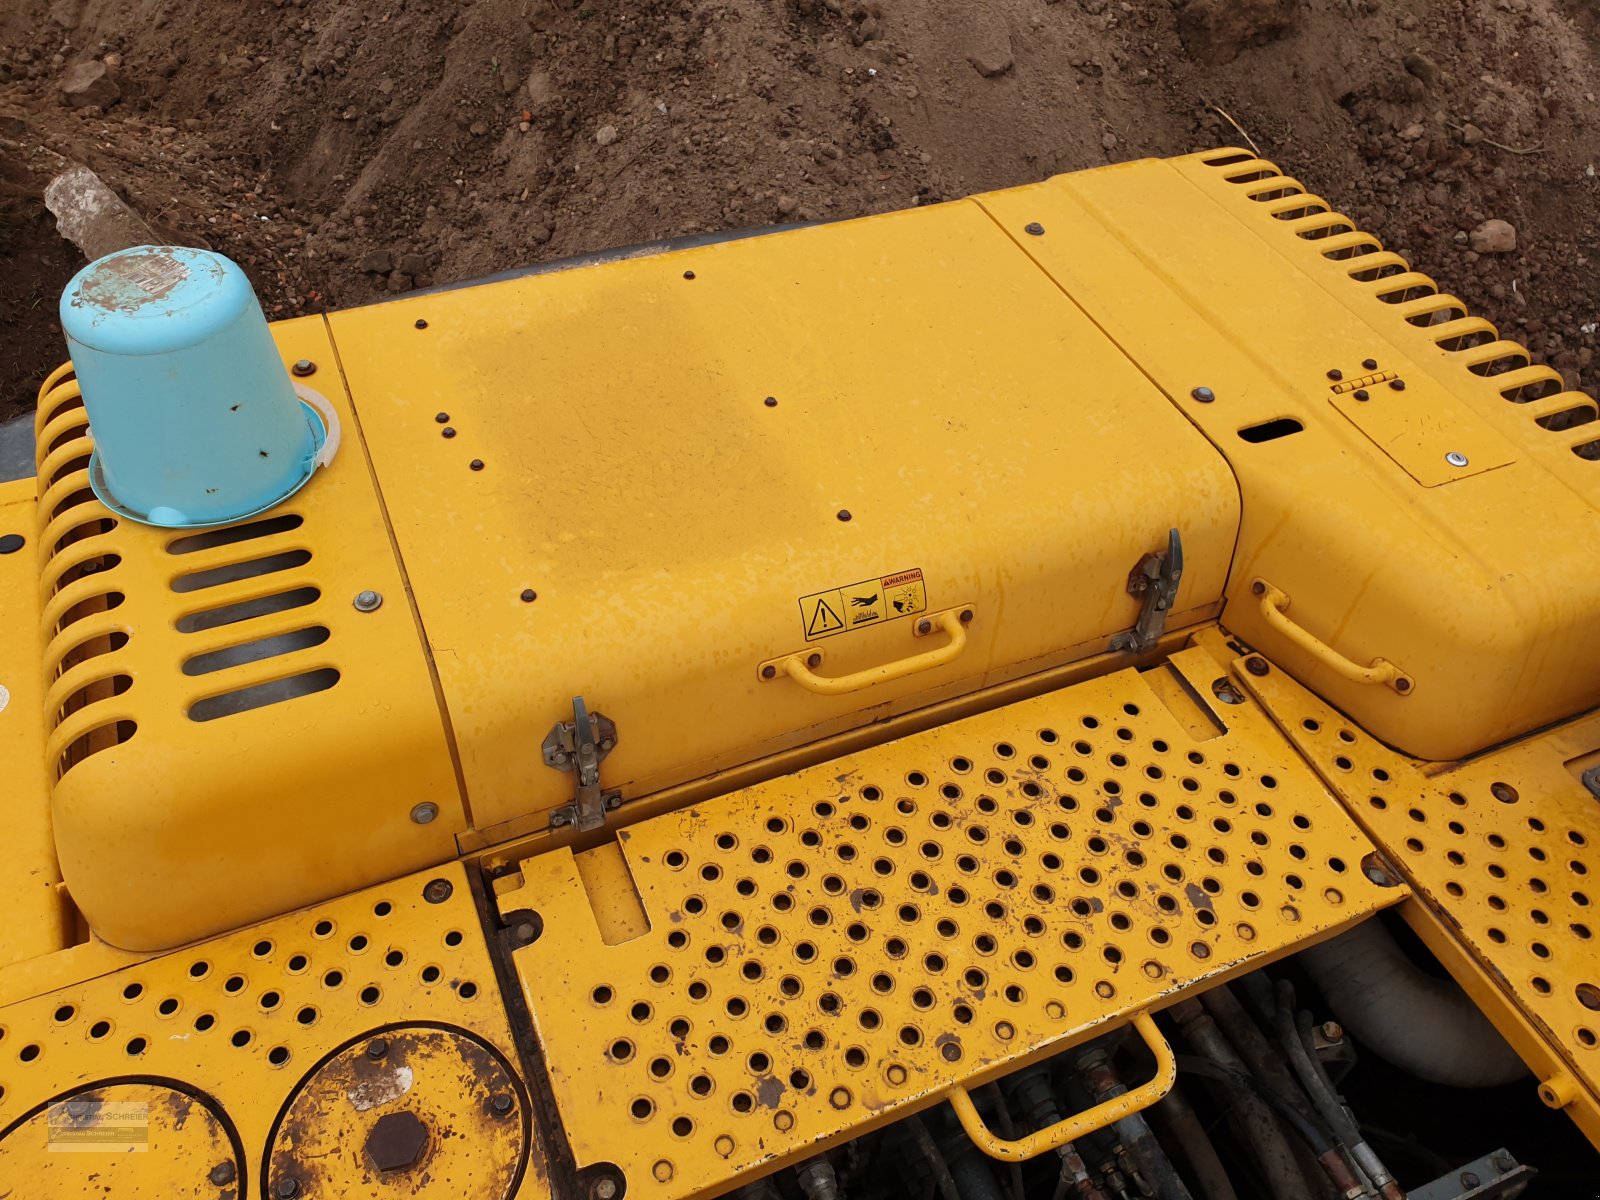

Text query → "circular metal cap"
[1445,451,1469,467]
[411,802,440,825]
[266,1026,526,1200]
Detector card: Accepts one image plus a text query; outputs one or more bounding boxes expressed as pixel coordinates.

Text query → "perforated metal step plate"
[503,643,1401,1200]
[1241,658,1600,1147]
[0,863,549,1200]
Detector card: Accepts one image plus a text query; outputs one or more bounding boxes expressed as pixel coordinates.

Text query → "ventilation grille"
[1199,150,1600,461]
[33,367,338,780]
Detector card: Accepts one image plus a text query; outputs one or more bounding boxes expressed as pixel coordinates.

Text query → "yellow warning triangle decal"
[806,597,844,638]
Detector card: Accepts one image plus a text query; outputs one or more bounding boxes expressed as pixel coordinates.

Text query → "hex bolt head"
[366,1038,389,1061]
[1190,386,1215,403]
[764,396,778,408]
[209,1161,237,1186]
[414,318,429,330]
[590,1178,620,1200]
[1320,1021,1343,1041]
[1244,656,1270,677]
[520,588,538,603]
[1460,1173,1480,1189]
[1446,451,1469,467]
[442,427,457,438]
[410,802,439,825]
[1353,389,1369,401]
[1024,221,1045,236]
[806,653,822,669]
[275,1180,301,1200]
[470,459,485,471]
[1361,853,1398,887]
[423,878,454,904]
[435,412,450,424]
[1326,368,1343,381]
[1362,358,1378,370]
[491,1093,515,1117]
[353,590,383,612]
[836,509,852,522]
[1390,379,1406,391]
[682,270,696,280]
[291,359,317,377]
[959,608,974,623]
[761,664,777,680]
[365,1110,430,1174]
[916,618,933,635]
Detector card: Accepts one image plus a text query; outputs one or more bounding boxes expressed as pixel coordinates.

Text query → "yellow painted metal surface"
[979,150,1600,761]
[0,862,551,1199]
[32,319,463,951]
[268,1027,528,1200]
[329,197,1240,834]
[0,485,68,969]
[504,636,1400,1200]
[946,1012,1175,1161]
[0,1082,240,1197]
[1240,656,1600,1146]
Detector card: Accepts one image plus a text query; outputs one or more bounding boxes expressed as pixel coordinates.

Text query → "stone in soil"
[1470,219,1517,254]
[59,60,119,108]
[1177,0,1299,64]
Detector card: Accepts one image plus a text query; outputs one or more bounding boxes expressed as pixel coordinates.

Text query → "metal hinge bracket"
[1110,528,1183,654]
[542,696,620,832]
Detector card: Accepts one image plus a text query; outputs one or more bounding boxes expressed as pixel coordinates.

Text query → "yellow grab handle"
[946,1013,1176,1162]
[766,608,969,697]
[1251,580,1413,695]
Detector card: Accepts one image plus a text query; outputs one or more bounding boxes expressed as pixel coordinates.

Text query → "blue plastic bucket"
[60,246,333,529]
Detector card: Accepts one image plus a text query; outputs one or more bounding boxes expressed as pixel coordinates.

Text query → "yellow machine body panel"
[0,487,66,964]
[31,323,465,952]
[328,197,1240,837]
[978,152,1600,761]
[7,149,1600,1196]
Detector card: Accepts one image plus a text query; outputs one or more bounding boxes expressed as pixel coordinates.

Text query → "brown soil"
[2,0,1599,422]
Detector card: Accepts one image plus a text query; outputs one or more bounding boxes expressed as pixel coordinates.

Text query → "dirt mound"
[3,0,1599,420]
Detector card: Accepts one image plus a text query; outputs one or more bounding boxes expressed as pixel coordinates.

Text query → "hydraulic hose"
[1174,1056,1368,1199]
[1297,920,1527,1087]
[1154,1088,1238,1200]
[905,1115,961,1200]
[1274,982,1406,1200]
[1172,1000,1314,1200]
[1078,1047,1195,1200]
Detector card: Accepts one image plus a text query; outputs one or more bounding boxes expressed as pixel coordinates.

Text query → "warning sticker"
[798,568,928,641]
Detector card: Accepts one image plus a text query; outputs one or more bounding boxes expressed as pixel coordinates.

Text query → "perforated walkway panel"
[1241,657,1600,1146]
[503,643,1400,1199]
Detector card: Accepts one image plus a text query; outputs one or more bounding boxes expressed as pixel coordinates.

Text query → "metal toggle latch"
[542,696,621,832]
[1109,528,1183,654]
